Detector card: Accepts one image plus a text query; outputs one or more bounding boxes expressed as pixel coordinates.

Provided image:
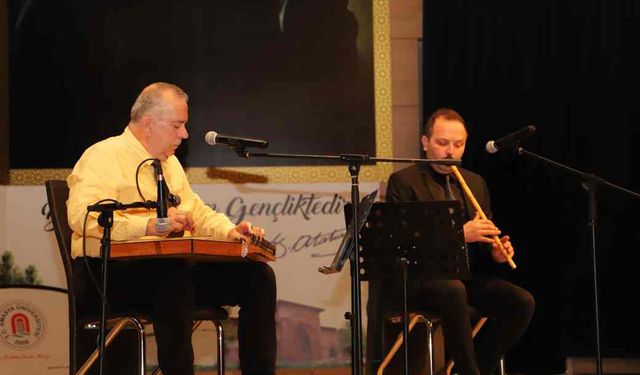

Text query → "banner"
[0,182,382,372]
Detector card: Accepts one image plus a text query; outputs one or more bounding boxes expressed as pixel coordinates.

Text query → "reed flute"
[450,165,517,269]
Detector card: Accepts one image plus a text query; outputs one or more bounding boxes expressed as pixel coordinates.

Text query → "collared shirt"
[426,166,469,220]
[67,127,236,258]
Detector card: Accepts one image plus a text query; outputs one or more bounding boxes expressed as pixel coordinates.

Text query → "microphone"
[204,131,269,149]
[152,159,169,232]
[485,125,536,154]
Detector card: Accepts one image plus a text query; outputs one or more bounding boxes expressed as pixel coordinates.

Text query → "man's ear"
[421,134,429,151]
[140,115,153,130]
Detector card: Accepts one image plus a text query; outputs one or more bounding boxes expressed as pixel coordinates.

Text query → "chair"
[377,311,506,375]
[45,179,227,375]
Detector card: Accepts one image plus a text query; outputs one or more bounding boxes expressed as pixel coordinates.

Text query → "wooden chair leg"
[426,318,435,375]
[377,314,431,375]
[77,317,146,375]
[212,320,225,375]
[498,356,506,375]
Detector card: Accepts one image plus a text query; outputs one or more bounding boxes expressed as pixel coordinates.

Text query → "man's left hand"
[491,235,514,263]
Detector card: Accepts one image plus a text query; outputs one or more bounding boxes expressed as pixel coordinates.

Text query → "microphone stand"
[86,200,157,375]
[227,146,461,375]
[515,146,640,375]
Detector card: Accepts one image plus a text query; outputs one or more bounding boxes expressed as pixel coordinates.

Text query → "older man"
[67,82,276,375]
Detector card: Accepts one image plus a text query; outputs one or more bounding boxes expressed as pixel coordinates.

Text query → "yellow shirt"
[67,127,236,258]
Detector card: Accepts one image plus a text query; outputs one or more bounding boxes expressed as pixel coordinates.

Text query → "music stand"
[319,190,379,275]
[357,200,470,375]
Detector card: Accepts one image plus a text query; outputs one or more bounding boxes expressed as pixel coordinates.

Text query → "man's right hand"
[463,211,501,244]
[145,207,195,237]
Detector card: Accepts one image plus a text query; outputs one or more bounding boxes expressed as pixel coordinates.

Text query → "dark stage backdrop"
[423,0,640,373]
[9,0,374,168]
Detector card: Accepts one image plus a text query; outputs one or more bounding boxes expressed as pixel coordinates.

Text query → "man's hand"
[227,221,265,242]
[491,235,515,263]
[145,207,195,237]
[167,207,195,232]
[463,211,501,244]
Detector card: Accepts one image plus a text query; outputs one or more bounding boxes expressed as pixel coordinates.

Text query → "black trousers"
[74,258,277,375]
[193,261,277,375]
[366,276,534,375]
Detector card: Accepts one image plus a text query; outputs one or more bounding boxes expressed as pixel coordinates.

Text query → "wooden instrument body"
[110,237,276,262]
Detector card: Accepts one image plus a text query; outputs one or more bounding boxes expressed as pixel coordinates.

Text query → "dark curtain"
[423,0,640,373]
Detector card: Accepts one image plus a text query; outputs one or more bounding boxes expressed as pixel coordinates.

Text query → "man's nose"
[180,127,189,139]
[445,145,454,156]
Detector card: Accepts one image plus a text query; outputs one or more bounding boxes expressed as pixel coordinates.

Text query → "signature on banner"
[270,228,347,258]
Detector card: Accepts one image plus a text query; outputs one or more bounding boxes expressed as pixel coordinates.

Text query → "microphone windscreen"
[156,218,170,232]
[485,141,499,154]
[204,131,218,145]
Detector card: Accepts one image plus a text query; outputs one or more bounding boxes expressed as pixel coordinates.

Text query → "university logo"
[0,300,47,350]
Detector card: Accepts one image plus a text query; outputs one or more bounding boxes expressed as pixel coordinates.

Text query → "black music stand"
[357,200,470,375]
[319,190,378,275]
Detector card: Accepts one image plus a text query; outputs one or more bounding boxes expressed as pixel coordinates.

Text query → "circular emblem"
[0,300,47,350]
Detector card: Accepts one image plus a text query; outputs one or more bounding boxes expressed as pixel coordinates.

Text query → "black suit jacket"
[385,163,498,275]
[386,163,492,221]
[365,164,503,370]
